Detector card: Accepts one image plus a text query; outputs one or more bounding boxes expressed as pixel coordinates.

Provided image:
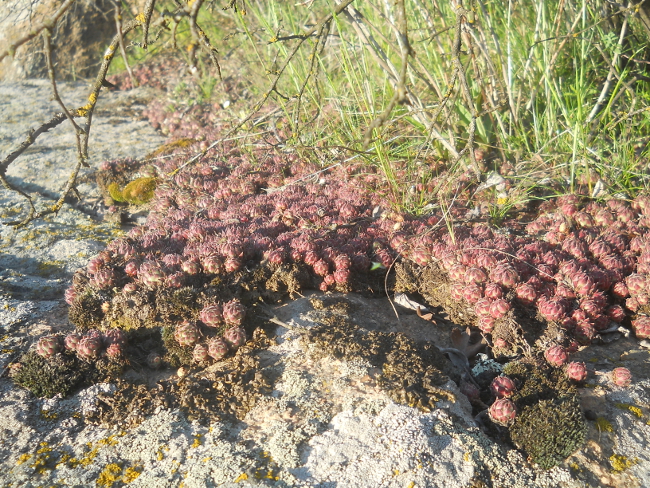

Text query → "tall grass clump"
[115,0,650,212]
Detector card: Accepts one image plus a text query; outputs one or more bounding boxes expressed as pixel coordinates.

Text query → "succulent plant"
[223,327,246,349]
[174,321,200,347]
[193,343,210,362]
[611,367,632,387]
[223,299,246,326]
[77,335,102,360]
[64,287,77,305]
[474,298,492,317]
[477,316,496,334]
[459,379,480,402]
[565,361,587,382]
[490,263,519,289]
[105,342,123,358]
[200,303,223,327]
[90,268,115,290]
[462,284,483,303]
[573,321,595,344]
[123,282,138,293]
[103,328,126,347]
[489,299,510,319]
[538,297,565,322]
[631,316,650,339]
[515,283,537,305]
[147,352,163,369]
[483,282,503,299]
[488,398,517,426]
[64,333,82,352]
[35,336,61,359]
[544,345,568,368]
[207,337,229,360]
[490,375,516,398]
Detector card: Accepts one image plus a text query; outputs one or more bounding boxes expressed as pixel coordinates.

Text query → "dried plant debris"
[86,328,273,427]
[303,298,455,412]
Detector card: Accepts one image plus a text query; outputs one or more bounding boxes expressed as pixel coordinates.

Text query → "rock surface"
[0,80,649,488]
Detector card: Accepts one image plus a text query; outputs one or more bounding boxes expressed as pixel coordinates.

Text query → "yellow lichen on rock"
[610,454,638,473]
[97,463,123,487]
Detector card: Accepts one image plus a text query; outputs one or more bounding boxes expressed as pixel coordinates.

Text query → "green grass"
[112,0,650,213]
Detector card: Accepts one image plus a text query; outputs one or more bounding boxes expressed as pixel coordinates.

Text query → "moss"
[161,326,192,368]
[303,302,453,412]
[68,290,105,330]
[121,177,157,205]
[12,350,124,399]
[509,395,586,469]
[504,359,587,469]
[108,182,126,202]
[88,329,273,427]
[11,351,87,398]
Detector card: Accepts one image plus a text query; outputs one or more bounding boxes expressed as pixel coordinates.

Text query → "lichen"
[610,453,639,473]
[614,403,644,418]
[95,461,143,486]
[97,463,123,487]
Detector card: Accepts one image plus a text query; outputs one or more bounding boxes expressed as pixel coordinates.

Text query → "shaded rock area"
[0,0,119,81]
[0,82,649,488]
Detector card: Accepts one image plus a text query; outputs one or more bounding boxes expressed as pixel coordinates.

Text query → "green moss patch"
[11,351,124,399]
[504,359,587,469]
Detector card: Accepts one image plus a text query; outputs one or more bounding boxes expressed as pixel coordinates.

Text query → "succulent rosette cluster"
[64,111,650,397]
[36,329,127,362]
[60,328,127,361]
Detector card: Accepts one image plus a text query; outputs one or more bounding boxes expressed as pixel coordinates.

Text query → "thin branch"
[171,0,357,176]
[188,0,223,81]
[141,0,157,49]
[450,4,480,176]
[2,17,143,227]
[114,1,138,88]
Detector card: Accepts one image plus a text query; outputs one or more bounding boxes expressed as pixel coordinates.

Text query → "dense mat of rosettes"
[17,130,650,471]
[60,148,650,372]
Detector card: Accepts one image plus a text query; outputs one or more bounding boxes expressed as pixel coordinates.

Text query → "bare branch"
[114,1,138,88]
[172,0,358,176]
[141,0,157,49]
